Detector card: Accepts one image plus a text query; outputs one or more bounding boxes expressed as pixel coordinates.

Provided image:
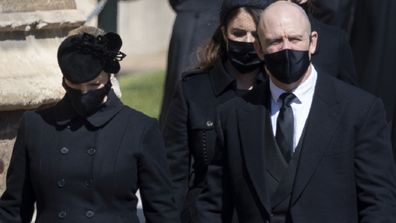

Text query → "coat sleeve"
[161,82,191,212]
[138,119,180,223]
[354,98,396,222]
[0,114,35,223]
[195,111,233,223]
[337,29,358,86]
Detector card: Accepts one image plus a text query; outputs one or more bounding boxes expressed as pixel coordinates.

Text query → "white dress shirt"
[269,65,318,151]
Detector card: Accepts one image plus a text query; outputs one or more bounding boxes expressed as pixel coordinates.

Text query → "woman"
[162,0,269,222]
[0,31,179,223]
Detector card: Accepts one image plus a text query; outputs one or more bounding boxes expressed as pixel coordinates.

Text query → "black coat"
[160,0,222,127]
[198,70,396,223]
[0,91,179,223]
[350,0,396,120]
[310,0,356,35]
[310,16,357,85]
[162,60,264,222]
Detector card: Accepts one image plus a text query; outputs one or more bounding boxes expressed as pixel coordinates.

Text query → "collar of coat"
[209,59,267,96]
[53,89,124,128]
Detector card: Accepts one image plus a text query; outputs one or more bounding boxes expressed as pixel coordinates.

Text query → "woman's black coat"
[0,91,179,223]
[162,60,264,222]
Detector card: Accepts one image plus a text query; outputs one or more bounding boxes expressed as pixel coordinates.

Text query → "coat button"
[206,120,213,127]
[87,147,96,156]
[60,147,69,154]
[57,179,66,188]
[86,210,95,218]
[58,211,67,218]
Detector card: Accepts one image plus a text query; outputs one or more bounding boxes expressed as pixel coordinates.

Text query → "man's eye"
[270,39,282,45]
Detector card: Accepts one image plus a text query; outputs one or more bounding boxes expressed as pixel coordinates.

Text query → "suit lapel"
[237,84,272,214]
[291,74,343,204]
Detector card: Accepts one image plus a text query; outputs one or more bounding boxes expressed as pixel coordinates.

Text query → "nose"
[280,39,291,50]
[245,32,256,43]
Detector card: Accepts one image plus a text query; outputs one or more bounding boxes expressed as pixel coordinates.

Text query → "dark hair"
[197,7,263,71]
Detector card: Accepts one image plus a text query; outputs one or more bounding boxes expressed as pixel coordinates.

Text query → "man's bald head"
[254,1,316,55]
[257,1,311,44]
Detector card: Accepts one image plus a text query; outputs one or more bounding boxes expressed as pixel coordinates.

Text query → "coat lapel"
[236,84,272,214]
[291,73,343,204]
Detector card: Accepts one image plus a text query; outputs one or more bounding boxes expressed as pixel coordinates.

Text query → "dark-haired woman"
[0,32,179,223]
[162,0,269,222]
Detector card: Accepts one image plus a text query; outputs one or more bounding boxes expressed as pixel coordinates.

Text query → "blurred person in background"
[159,0,222,127]
[162,0,269,222]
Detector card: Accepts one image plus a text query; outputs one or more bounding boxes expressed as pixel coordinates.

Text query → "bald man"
[197,2,396,223]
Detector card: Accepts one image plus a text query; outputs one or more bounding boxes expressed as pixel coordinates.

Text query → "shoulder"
[319,73,379,108]
[120,106,158,128]
[178,67,213,96]
[181,67,210,84]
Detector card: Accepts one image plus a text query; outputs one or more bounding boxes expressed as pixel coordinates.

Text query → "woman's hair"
[197,7,263,71]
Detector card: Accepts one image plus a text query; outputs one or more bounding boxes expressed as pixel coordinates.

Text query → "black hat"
[220,0,269,23]
[57,32,126,83]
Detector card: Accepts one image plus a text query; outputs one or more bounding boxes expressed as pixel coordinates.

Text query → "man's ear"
[309,31,318,55]
[254,40,265,60]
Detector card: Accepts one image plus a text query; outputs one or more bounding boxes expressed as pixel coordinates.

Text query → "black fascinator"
[57,32,126,83]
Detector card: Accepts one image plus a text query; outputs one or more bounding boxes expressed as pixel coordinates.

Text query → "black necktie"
[276,92,296,163]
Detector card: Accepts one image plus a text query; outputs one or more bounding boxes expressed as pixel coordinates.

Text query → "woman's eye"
[232,30,247,37]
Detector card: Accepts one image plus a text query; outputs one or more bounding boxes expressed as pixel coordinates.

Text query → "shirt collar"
[269,64,318,104]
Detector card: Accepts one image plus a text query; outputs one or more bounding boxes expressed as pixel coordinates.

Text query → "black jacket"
[310,16,357,85]
[0,91,179,223]
[169,0,222,12]
[162,60,264,222]
[198,70,396,223]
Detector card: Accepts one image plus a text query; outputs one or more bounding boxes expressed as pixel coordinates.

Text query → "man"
[281,0,357,86]
[198,2,396,223]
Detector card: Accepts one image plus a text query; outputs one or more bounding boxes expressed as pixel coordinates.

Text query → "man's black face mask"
[264,49,310,84]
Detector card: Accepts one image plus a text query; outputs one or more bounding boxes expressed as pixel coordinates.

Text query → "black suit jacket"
[198,69,396,223]
[0,91,179,223]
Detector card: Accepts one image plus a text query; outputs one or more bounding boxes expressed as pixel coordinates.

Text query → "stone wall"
[0,0,93,193]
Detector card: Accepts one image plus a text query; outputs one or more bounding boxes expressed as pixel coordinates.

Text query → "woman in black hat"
[161,0,270,222]
[0,32,179,223]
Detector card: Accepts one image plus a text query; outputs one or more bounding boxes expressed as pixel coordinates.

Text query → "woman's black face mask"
[63,80,112,117]
[226,39,262,73]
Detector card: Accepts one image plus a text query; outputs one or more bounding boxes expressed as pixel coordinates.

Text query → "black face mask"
[63,81,112,117]
[264,49,310,84]
[226,39,262,73]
